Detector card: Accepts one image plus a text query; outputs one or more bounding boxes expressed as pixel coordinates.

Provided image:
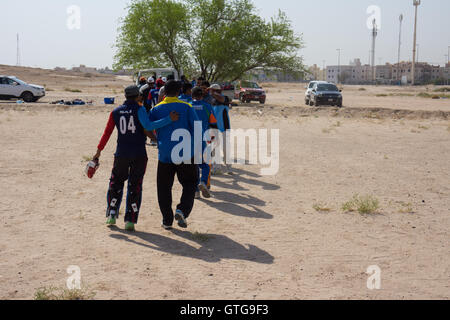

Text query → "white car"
[304,81,328,105]
[0,76,46,102]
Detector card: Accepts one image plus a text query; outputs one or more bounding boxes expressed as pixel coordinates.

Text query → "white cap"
[210,84,221,90]
[162,77,167,82]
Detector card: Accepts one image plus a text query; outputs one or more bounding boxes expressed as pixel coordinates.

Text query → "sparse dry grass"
[34,286,96,300]
[342,194,380,214]
[65,88,82,93]
[398,202,414,214]
[191,232,212,243]
[313,203,332,213]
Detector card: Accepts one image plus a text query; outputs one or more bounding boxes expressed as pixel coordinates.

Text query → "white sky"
[0,0,449,69]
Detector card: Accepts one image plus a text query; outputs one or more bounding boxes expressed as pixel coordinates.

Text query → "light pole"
[323,60,326,81]
[371,19,378,83]
[398,14,403,81]
[447,46,450,65]
[337,49,342,83]
[411,0,421,85]
[416,44,420,63]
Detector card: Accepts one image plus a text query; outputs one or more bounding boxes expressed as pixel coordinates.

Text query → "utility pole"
[398,14,403,80]
[411,0,421,85]
[323,60,326,81]
[16,33,21,67]
[337,49,342,83]
[447,46,450,64]
[371,19,378,83]
[416,44,420,63]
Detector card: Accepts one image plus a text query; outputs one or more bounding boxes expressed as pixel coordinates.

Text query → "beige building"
[327,59,449,85]
[71,64,98,74]
[327,59,373,84]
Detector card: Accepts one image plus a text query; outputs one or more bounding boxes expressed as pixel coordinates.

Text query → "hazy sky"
[0,0,449,69]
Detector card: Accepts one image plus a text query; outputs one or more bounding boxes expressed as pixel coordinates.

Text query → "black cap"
[125,85,140,98]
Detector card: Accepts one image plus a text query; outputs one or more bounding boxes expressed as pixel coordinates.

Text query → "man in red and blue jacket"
[93,85,179,231]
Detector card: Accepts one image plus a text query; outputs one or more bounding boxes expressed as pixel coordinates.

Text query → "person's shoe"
[174,210,188,229]
[195,191,201,199]
[125,222,135,232]
[106,216,117,226]
[162,224,173,231]
[199,182,211,199]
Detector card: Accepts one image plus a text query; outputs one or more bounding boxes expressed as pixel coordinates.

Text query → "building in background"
[326,59,449,85]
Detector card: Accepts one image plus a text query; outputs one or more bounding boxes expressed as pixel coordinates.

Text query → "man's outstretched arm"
[137,107,179,131]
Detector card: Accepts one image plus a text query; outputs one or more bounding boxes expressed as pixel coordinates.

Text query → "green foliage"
[114,0,190,73]
[34,286,96,300]
[114,0,305,82]
[342,194,380,214]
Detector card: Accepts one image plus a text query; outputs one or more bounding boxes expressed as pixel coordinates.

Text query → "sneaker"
[125,222,135,232]
[106,216,117,226]
[195,191,201,199]
[162,224,173,230]
[199,182,211,199]
[174,210,188,229]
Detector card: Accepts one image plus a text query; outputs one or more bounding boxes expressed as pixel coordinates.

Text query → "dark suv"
[309,83,343,107]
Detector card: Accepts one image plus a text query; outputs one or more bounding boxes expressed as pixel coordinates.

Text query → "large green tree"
[114,0,305,82]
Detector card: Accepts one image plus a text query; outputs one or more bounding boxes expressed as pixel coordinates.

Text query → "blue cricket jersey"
[149,97,200,164]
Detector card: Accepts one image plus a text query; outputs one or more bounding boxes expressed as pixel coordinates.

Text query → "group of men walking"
[92,75,231,232]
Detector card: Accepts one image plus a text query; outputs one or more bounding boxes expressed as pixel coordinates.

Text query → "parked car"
[309,82,343,107]
[0,76,45,102]
[234,81,266,104]
[304,81,328,105]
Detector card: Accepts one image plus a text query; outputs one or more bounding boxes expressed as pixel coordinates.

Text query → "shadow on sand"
[110,228,274,264]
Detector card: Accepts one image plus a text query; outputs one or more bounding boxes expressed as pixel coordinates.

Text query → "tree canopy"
[114,0,305,82]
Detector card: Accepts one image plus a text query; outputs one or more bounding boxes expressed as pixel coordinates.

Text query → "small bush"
[433,87,450,92]
[34,286,95,300]
[65,88,82,93]
[313,203,331,212]
[417,92,431,98]
[342,194,380,214]
[358,88,366,91]
[398,202,414,214]
[376,94,388,97]
[191,232,212,243]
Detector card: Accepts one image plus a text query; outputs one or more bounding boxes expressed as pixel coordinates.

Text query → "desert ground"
[0,65,449,300]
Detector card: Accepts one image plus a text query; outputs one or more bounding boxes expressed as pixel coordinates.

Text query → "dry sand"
[0,65,449,299]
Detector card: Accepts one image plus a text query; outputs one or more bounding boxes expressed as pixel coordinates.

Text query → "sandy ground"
[0,65,449,300]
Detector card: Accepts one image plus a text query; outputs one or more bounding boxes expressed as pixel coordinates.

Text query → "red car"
[234,80,266,104]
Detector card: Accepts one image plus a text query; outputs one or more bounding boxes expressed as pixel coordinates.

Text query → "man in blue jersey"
[93,85,179,232]
[149,80,200,230]
[179,82,193,104]
[191,87,218,199]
